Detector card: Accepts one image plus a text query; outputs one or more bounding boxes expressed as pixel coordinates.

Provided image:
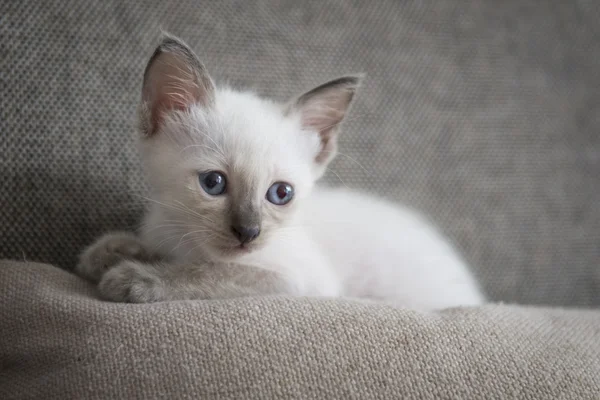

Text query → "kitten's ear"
[288,75,362,167]
[140,34,215,136]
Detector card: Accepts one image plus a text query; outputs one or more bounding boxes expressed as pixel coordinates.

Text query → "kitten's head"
[138,35,360,261]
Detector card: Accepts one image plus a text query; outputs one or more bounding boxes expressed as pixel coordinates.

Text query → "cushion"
[2,260,599,399]
[2,0,600,307]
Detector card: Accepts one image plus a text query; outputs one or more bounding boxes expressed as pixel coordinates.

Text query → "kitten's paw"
[76,232,151,283]
[98,260,166,303]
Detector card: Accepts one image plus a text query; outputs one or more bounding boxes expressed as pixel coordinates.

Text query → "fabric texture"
[1,260,599,400]
[1,0,599,307]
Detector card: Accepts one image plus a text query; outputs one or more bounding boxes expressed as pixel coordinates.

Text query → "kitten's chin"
[207,243,263,262]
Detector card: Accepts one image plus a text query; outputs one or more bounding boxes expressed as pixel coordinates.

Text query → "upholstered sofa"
[1,1,599,398]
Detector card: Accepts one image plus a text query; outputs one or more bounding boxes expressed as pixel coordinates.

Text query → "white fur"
[301,188,484,309]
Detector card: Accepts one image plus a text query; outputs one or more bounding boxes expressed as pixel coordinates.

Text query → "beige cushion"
[2,260,599,399]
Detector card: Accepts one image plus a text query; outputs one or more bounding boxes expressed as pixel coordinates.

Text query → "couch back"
[2,0,599,306]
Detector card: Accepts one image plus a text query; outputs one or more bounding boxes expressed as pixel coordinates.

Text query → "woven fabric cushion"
[1,0,599,306]
[1,261,599,399]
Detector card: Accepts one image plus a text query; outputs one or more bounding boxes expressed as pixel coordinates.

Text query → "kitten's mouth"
[235,244,252,253]
[215,243,256,258]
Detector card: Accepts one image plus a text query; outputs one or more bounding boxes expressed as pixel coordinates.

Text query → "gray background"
[1,0,599,306]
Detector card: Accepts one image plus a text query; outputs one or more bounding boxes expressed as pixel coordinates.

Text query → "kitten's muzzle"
[230,224,260,245]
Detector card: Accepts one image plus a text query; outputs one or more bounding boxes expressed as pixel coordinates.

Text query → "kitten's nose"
[230,224,260,244]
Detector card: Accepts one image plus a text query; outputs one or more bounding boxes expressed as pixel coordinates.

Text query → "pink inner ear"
[294,81,357,166]
[156,88,198,112]
[299,101,345,165]
[143,51,211,135]
[150,88,198,131]
[300,97,346,137]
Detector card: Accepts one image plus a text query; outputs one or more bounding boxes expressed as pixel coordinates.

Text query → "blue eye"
[266,182,294,205]
[199,171,227,195]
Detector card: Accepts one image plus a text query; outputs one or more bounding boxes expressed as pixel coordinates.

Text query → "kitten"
[76,35,485,310]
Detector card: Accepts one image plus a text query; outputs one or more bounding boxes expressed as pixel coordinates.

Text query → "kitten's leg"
[98,260,295,303]
[76,232,155,283]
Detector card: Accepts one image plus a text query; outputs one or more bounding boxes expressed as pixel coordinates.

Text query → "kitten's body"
[302,188,483,309]
[77,35,484,310]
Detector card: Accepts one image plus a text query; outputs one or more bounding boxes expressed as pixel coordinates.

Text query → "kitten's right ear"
[140,34,215,136]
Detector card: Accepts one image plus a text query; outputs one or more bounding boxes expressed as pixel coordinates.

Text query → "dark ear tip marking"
[334,74,366,88]
[295,74,365,107]
[325,74,365,90]
[148,33,197,65]
[156,33,192,54]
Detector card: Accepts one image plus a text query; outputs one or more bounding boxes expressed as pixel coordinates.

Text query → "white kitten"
[76,35,484,310]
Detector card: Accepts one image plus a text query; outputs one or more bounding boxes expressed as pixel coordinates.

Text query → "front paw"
[98,260,165,303]
[76,232,152,283]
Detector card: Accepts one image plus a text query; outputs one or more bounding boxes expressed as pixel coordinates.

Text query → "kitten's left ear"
[140,34,216,136]
[287,75,363,168]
